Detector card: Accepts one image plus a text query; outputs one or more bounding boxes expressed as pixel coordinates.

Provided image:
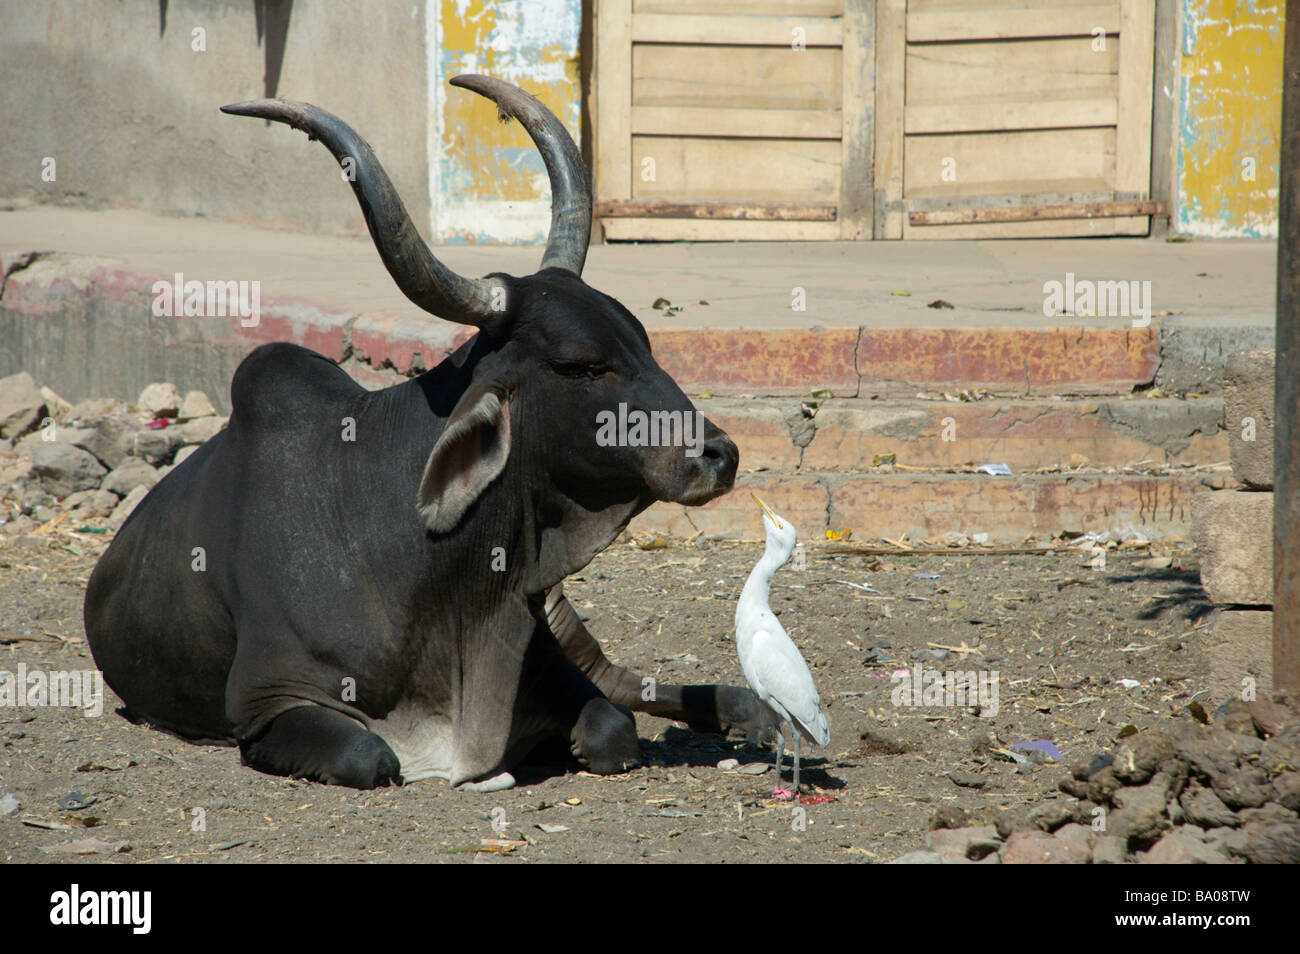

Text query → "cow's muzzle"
[670,427,738,505]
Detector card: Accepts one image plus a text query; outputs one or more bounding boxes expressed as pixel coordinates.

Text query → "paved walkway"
[1,207,1277,332]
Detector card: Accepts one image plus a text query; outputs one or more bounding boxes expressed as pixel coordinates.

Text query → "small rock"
[176,416,225,445]
[928,805,969,830]
[1112,730,1175,785]
[1272,771,1300,812]
[1211,767,1272,809]
[1179,783,1239,828]
[20,488,57,515]
[910,648,949,662]
[1175,738,1235,781]
[68,397,124,420]
[926,824,1001,861]
[1091,834,1127,864]
[947,771,985,789]
[128,426,184,465]
[1236,803,1298,827]
[14,426,95,457]
[1140,827,1229,864]
[68,488,119,518]
[0,372,47,439]
[859,728,910,755]
[1002,830,1090,864]
[1203,825,1249,856]
[889,850,943,864]
[1111,774,1173,846]
[108,485,150,528]
[0,793,19,815]
[1261,733,1300,773]
[178,390,218,419]
[1218,698,1259,737]
[993,808,1030,840]
[31,442,106,497]
[1249,699,1288,738]
[100,458,159,497]
[138,382,182,420]
[39,386,73,419]
[1053,822,1094,852]
[1081,766,1125,804]
[717,758,739,771]
[78,413,145,470]
[1028,800,1074,832]
[1070,752,1113,781]
[1240,821,1300,863]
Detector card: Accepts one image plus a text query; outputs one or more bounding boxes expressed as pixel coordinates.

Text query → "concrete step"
[702,395,1226,473]
[0,209,1277,406]
[631,471,1231,545]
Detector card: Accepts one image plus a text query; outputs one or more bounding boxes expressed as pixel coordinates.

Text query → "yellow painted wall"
[434,0,583,244]
[1177,0,1284,237]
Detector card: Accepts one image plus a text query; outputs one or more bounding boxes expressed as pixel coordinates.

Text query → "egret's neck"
[739,540,790,615]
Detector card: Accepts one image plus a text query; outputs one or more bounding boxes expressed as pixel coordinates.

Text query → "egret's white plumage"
[736,495,829,798]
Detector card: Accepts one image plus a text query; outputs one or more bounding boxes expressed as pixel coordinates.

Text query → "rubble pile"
[0,372,225,534]
[896,698,1300,864]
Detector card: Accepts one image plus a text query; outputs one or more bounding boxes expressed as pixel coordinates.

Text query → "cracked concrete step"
[631,471,1230,545]
[702,396,1226,474]
[0,250,1198,406]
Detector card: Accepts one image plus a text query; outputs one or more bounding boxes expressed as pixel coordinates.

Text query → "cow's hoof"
[572,698,641,775]
[457,771,517,793]
[240,705,404,789]
[335,733,404,789]
[705,685,780,742]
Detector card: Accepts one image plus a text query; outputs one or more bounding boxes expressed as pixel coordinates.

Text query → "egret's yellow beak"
[750,493,784,529]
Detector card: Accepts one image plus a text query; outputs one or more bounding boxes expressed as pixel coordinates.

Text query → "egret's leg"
[772,727,792,799]
[792,731,802,796]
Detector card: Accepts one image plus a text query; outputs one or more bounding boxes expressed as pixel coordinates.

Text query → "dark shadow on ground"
[1109,565,1215,625]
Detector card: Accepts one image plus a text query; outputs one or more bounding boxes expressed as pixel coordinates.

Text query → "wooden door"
[594,0,875,240]
[877,0,1158,239]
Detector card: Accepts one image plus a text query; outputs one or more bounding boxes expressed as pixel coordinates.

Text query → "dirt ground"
[0,528,1212,864]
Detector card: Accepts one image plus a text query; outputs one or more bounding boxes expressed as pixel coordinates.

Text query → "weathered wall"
[0,0,583,245]
[0,0,430,236]
[1175,0,1285,237]
[431,0,583,244]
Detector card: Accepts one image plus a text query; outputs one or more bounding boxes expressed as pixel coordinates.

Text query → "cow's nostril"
[702,436,739,484]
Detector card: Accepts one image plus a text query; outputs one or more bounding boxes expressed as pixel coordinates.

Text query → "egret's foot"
[771,786,794,800]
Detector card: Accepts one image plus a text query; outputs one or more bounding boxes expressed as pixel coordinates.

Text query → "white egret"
[736,494,830,799]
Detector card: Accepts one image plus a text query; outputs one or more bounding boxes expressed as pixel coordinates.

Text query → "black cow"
[84,76,773,790]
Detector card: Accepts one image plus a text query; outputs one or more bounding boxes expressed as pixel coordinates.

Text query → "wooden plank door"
[877,0,1157,239]
[594,0,875,240]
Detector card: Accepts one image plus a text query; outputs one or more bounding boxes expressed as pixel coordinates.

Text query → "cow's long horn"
[220,99,498,326]
[450,74,591,276]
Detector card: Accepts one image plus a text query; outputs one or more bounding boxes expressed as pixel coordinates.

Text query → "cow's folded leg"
[545,585,778,739]
[519,615,640,775]
[239,705,403,789]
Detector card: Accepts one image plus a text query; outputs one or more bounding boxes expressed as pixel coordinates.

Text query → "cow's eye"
[550,361,610,379]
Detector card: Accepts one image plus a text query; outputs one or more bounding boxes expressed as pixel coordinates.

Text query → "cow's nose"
[700,433,739,489]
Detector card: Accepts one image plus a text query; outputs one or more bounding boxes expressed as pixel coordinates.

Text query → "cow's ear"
[417,383,511,533]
